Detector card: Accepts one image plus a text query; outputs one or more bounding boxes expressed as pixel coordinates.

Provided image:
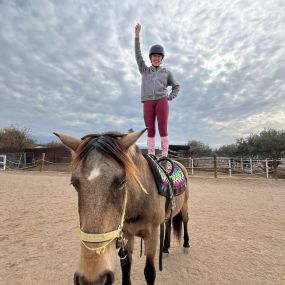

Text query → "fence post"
[17,153,22,169]
[191,159,194,175]
[250,158,253,175]
[0,155,6,171]
[265,159,269,179]
[214,155,217,178]
[228,159,232,176]
[40,153,45,172]
[3,155,6,170]
[272,158,277,179]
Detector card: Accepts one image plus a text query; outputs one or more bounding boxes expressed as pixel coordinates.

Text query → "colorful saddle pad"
[143,154,187,197]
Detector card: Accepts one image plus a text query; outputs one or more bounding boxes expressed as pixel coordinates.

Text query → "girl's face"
[151,54,162,67]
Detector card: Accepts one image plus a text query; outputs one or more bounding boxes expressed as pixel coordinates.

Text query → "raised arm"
[167,71,180,100]
[135,23,147,74]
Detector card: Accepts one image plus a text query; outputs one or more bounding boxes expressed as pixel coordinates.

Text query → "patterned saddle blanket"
[143,154,187,198]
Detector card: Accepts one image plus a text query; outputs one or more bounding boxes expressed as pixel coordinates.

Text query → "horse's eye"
[113,177,126,189]
[70,177,80,189]
[119,179,127,189]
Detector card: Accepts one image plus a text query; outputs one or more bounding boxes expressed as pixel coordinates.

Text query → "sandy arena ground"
[0,172,284,285]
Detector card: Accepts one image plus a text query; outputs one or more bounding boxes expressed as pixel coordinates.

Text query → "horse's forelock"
[72,132,137,175]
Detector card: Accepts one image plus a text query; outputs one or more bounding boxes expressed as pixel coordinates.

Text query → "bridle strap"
[79,175,147,254]
[80,228,121,243]
[80,183,128,253]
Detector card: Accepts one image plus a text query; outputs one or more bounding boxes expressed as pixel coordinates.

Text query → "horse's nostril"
[73,270,114,285]
[103,270,114,285]
[73,272,80,285]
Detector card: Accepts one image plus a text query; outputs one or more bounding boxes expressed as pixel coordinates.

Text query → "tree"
[216,143,238,157]
[235,129,285,176]
[187,140,212,157]
[236,129,285,159]
[0,125,36,151]
[257,129,285,158]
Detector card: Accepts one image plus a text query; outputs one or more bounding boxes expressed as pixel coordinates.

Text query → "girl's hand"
[135,23,141,37]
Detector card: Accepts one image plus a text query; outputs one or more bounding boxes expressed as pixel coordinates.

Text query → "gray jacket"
[135,38,180,102]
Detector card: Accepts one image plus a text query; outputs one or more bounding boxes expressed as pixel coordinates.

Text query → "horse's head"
[54,129,146,285]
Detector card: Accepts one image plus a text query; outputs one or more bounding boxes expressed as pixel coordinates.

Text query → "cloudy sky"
[0,0,284,148]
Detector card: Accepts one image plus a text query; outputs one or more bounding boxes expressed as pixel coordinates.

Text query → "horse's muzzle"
[74,271,114,285]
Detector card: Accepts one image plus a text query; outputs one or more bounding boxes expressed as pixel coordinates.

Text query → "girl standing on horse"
[134,23,180,157]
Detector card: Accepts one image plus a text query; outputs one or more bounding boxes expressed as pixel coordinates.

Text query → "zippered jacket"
[135,37,180,102]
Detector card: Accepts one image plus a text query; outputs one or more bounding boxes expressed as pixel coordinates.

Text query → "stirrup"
[157,156,174,174]
[148,154,157,161]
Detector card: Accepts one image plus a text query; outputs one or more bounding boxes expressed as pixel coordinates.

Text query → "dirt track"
[0,172,284,284]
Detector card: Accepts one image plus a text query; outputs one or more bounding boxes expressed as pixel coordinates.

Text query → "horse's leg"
[181,201,190,252]
[163,219,171,255]
[144,227,159,285]
[120,236,134,285]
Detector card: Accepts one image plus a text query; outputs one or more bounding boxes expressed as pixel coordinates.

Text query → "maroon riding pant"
[143,97,169,137]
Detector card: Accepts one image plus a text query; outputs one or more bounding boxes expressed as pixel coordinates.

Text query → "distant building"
[169,144,190,157]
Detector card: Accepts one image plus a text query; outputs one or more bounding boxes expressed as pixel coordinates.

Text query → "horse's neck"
[124,153,154,221]
[127,151,152,193]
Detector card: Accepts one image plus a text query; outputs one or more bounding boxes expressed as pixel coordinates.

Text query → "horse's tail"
[172,211,183,242]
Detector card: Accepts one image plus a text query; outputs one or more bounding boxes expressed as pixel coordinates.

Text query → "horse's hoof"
[183,247,190,254]
[162,252,169,259]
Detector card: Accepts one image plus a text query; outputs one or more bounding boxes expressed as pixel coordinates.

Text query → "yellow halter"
[79,175,147,255]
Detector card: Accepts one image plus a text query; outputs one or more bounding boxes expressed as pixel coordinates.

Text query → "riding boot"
[159,136,169,169]
[161,136,169,157]
[147,136,156,156]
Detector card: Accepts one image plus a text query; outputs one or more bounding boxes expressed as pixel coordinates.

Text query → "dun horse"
[55,129,190,285]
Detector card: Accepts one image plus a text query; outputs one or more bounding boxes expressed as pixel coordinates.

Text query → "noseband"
[79,175,147,255]
[79,182,128,255]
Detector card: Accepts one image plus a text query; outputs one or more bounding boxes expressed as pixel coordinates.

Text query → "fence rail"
[1,152,285,179]
[168,155,285,179]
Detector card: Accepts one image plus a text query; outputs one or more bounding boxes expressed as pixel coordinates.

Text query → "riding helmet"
[149,44,165,59]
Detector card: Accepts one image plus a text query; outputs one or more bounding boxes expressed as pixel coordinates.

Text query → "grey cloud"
[0,0,284,146]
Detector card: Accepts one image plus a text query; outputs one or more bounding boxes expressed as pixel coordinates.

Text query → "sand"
[0,172,284,285]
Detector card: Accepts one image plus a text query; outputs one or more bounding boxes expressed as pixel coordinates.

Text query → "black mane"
[73,132,136,174]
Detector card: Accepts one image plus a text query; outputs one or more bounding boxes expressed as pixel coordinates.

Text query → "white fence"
[0,155,6,170]
[168,155,285,179]
[0,152,39,170]
[1,152,71,172]
[1,151,285,179]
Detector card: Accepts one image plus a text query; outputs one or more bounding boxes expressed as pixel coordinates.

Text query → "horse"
[54,129,190,285]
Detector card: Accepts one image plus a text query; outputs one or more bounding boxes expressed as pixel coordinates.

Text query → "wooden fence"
[1,151,285,179]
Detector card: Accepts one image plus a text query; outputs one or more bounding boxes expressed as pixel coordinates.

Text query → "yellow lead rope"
[133,174,148,194]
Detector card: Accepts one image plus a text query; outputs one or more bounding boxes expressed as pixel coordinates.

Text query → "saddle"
[143,154,187,209]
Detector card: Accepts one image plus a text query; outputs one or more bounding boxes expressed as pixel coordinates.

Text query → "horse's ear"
[53,132,81,152]
[120,128,147,149]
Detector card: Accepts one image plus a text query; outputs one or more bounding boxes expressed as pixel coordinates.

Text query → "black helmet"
[149,44,165,59]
